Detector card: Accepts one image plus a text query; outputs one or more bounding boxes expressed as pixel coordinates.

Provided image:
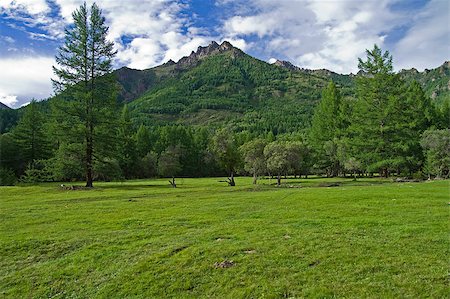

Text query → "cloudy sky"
[0,0,448,108]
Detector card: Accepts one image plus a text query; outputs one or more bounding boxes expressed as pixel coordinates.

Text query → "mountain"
[399,61,450,106]
[1,41,448,135]
[125,41,346,133]
[0,102,10,110]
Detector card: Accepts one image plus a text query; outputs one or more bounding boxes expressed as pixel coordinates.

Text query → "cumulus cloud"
[0,0,448,107]
[1,0,219,68]
[0,56,54,108]
[219,0,446,73]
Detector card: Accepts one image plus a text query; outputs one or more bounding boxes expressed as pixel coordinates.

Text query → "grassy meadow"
[0,177,448,298]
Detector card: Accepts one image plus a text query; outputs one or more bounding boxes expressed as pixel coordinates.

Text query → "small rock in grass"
[244,250,256,254]
[214,260,234,268]
[308,260,320,267]
[284,235,291,239]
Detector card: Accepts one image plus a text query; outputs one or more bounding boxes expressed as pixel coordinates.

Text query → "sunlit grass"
[1,177,448,298]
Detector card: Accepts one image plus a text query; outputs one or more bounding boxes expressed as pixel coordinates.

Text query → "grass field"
[1,177,448,298]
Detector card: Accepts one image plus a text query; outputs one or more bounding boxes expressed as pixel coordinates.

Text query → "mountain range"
[0,41,449,134]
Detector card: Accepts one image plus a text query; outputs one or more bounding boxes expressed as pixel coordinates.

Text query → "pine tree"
[349,45,405,177]
[52,3,117,187]
[135,125,152,158]
[117,105,137,178]
[309,81,344,176]
[12,101,51,171]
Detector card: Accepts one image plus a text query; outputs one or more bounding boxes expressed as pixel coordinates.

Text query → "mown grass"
[0,177,448,298]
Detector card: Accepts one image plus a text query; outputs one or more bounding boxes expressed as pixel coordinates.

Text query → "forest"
[0,3,449,187]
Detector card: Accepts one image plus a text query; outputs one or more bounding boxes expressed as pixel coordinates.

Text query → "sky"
[0,0,449,108]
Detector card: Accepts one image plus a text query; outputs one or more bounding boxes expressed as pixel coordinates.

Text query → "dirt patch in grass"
[214,260,234,268]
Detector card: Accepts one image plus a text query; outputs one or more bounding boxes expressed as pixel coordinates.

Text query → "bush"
[20,160,54,183]
[0,168,16,186]
[94,159,123,181]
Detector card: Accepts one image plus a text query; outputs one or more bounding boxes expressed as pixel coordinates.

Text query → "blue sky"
[0,0,448,108]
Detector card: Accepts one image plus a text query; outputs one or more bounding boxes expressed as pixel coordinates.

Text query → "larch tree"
[349,45,405,177]
[52,2,117,187]
[309,81,344,176]
[11,101,51,171]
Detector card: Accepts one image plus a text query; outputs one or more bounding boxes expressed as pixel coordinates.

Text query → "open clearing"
[1,178,448,298]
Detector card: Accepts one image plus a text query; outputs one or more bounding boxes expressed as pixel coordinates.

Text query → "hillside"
[126,41,352,134]
[1,41,448,135]
[0,102,11,110]
[399,61,450,106]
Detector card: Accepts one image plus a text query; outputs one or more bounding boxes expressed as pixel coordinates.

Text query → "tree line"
[0,3,448,186]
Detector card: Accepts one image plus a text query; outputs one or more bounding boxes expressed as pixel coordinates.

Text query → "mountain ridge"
[0,102,11,110]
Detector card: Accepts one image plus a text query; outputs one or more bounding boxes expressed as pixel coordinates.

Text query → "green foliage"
[210,128,241,185]
[117,105,138,178]
[0,108,19,134]
[138,151,158,178]
[309,81,345,176]
[135,125,152,157]
[264,141,291,185]
[0,168,16,185]
[158,145,182,187]
[399,61,450,107]
[52,2,117,187]
[51,143,84,181]
[240,138,267,183]
[129,50,328,134]
[420,129,450,178]
[349,45,430,176]
[11,101,51,171]
[20,160,54,183]
[93,159,123,181]
[0,133,20,175]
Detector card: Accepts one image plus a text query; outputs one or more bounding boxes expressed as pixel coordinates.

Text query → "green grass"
[1,177,448,298]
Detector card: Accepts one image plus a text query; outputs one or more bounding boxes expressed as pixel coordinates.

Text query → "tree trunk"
[252,172,257,185]
[228,171,235,186]
[169,176,176,188]
[85,130,93,188]
[277,174,281,186]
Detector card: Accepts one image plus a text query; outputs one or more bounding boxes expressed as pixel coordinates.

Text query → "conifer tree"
[12,101,51,171]
[117,105,137,178]
[52,3,117,187]
[309,81,343,176]
[349,45,405,177]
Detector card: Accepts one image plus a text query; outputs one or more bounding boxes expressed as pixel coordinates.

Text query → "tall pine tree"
[12,101,51,172]
[52,3,117,187]
[309,81,344,176]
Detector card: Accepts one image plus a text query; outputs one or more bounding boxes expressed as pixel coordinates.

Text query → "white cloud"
[0,56,54,108]
[219,0,434,73]
[0,94,18,107]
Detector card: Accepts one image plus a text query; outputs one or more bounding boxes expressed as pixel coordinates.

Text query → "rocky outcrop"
[176,41,241,69]
[273,60,299,71]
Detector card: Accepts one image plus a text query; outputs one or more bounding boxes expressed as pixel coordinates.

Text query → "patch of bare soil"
[214,260,234,268]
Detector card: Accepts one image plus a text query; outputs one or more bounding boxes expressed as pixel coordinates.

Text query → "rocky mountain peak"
[176,40,239,69]
[273,60,299,71]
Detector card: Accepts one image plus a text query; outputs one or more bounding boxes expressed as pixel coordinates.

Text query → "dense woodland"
[0,3,449,187]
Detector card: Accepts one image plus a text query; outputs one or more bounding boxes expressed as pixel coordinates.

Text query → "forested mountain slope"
[1,41,448,135]
[399,61,450,106]
[125,41,353,134]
